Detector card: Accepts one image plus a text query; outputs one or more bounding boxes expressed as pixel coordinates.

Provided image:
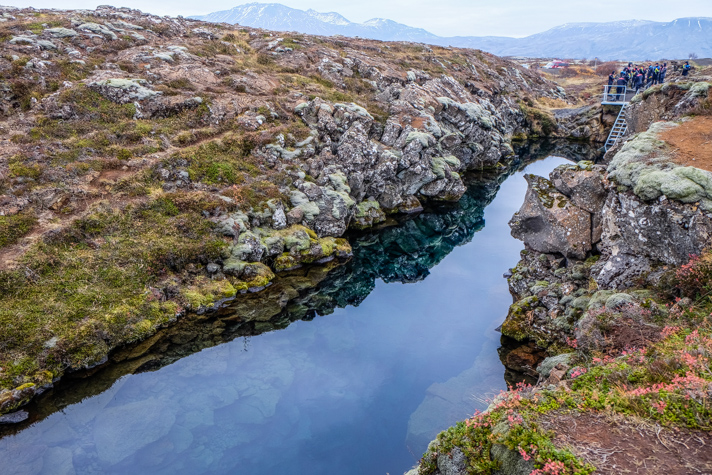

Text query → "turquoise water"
[0,154,574,475]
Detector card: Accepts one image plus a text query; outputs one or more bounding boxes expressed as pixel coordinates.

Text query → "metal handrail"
[602,85,629,103]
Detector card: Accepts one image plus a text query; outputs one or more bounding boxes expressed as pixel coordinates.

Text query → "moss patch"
[0,213,37,248]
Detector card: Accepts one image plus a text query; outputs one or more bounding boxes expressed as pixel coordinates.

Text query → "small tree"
[689,52,699,59]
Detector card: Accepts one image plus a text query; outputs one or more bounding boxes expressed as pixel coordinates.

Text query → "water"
[0,150,580,475]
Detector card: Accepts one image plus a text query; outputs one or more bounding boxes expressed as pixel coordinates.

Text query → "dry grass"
[541,62,628,104]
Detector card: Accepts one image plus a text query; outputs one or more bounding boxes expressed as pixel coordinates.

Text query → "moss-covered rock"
[241,262,275,290]
[282,225,315,252]
[182,278,237,309]
[608,121,712,209]
[605,292,635,310]
[351,200,386,229]
[501,296,540,341]
[274,253,301,272]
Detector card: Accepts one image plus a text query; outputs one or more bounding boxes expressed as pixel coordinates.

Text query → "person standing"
[660,63,667,83]
[607,71,615,99]
[682,61,691,76]
[616,73,627,101]
[634,69,644,93]
[652,63,660,85]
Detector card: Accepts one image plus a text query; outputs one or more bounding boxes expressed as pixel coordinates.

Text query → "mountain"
[191,3,440,42]
[473,18,712,60]
[191,4,712,60]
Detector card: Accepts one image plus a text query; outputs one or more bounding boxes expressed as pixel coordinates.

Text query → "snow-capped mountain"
[191,3,439,42]
[468,18,712,60]
[191,4,712,60]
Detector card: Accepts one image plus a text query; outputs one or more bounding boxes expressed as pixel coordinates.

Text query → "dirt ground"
[540,412,712,474]
[660,116,712,171]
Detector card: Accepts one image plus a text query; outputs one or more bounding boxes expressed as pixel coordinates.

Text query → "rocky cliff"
[411,80,712,473]
[0,5,579,415]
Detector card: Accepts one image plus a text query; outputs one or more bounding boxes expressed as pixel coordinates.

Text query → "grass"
[0,195,230,392]
[0,213,37,248]
[173,134,262,185]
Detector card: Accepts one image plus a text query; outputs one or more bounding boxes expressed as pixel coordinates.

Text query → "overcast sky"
[6,0,712,36]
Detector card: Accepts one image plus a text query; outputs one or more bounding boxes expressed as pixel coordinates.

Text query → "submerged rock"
[93,399,176,465]
[0,410,28,424]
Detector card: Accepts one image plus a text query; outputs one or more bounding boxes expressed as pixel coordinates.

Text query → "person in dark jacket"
[660,63,667,83]
[682,61,691,76]
[634,69,644,93]
[607,71,615,99]
[616,73,627,101]
[647,65,655,88]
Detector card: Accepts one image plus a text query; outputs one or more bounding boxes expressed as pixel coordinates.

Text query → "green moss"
[406,131,433,147]
[281,225,315,252]
[642,84,662,99]
[182,278,237,309]
[180,136,259,185]
[274,253,300,272]
[9,161,43,180]
[420,390,595,475]
[430,157,447,179]
[0,213,37,248]
[689,82,710,97]
[605,121,712,206]
[501,296,539,341]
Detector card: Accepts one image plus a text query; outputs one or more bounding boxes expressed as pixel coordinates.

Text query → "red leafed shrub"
[675,253,712,299]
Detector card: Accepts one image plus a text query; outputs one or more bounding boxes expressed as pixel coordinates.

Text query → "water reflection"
[0,141,595,475]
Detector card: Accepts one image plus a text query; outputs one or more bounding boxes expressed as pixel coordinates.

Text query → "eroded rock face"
[553,105,607,142]
[592,192,712,288]
[509,173,593,260]
[501,120,712,369]
[292,91,504,218]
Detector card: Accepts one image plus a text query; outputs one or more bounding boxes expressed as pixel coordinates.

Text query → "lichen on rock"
[88,78,162,103]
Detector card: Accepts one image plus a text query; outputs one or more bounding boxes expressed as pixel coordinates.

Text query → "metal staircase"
[604,103,628,152]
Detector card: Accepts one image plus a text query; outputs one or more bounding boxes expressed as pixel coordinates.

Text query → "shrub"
[256,53,275,66]
[675,253,712,299]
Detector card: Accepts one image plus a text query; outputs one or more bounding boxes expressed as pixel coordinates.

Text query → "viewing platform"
[601,85,635,105]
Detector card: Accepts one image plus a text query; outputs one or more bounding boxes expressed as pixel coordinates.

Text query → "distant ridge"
[191,4,712,60]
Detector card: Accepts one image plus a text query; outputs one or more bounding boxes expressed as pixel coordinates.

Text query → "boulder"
[436,446,467,475]
[510,174,592,259]
[536,353,574,378]
[88,78,161,104]
[549,163,607,214]
[351,200,386,229]
[272,207,287,230]
[0,410,28,424]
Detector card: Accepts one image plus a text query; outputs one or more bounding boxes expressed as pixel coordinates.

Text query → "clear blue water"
[0,155,571,475]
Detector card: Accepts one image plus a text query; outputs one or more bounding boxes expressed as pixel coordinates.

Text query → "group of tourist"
[605,61,692,101]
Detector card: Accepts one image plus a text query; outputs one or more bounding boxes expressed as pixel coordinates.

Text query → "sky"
[5,0,712,37]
